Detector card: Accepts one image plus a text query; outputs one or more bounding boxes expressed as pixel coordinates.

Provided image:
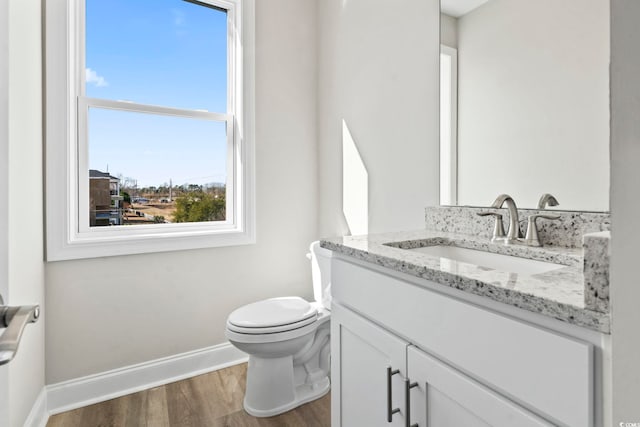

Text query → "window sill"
[46,226,256,261]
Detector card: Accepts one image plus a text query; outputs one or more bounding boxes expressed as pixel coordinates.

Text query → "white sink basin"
[409,245,565,275]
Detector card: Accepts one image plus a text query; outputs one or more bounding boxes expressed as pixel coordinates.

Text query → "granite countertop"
[320,229,610,333]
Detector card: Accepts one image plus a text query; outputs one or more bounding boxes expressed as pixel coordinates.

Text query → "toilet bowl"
[225,242,332,417]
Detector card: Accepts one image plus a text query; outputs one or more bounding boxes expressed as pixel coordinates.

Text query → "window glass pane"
[85,0,227,113]
[88,108,227,227]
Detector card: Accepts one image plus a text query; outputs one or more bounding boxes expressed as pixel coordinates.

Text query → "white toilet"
[225,241,332,417]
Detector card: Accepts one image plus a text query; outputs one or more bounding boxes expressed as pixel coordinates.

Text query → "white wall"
[6,0,46,425]
[455,0,610,210]
[45,0,319,384]
[610,0,640,422]
[317,0,440,237]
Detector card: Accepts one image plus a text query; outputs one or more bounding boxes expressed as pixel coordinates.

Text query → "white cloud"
[86,68,108,87]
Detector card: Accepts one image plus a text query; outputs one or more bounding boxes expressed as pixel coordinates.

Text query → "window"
[46,0,255,261]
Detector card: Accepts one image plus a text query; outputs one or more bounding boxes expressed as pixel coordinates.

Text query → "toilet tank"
[309,241,332,310]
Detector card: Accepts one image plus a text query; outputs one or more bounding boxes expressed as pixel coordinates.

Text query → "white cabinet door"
[331,303,409,427]
[407,346,554,427]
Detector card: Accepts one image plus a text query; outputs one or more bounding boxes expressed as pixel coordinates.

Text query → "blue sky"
[86,0,228,188]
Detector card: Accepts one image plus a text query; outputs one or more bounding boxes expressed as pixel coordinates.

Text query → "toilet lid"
[227,297,317,329]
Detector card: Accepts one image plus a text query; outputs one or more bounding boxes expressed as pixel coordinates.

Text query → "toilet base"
[228,308,331,418]
[244,376,330,418]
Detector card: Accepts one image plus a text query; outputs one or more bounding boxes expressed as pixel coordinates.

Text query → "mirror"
[440,0,609,211]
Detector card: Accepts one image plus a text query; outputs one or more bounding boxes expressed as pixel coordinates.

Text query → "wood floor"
[47,363,331,427]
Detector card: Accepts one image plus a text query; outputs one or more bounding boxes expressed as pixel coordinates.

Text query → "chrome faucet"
[490,194,520,243]
[537,193,559,209]
[478,194,561,247]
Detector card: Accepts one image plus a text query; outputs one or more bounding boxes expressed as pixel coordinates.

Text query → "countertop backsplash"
[426,206,610,249]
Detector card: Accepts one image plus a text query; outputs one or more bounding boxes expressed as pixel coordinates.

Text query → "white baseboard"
[46,342,248,416]
[23,388,48,427]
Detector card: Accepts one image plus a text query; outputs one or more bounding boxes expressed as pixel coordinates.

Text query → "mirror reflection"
[439,0,609,211]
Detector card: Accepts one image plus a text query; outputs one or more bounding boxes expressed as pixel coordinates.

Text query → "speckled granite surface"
[320,229,610,333]
[426,206,610,248]
[583,231,611,313]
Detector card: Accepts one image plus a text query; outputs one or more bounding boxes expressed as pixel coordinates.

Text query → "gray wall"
[317,0,440,237]
[610,0,640,421]
[45,0,319,384]
[440,13,458,48]
[455,0,610,210]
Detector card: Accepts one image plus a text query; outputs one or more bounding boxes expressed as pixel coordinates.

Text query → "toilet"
[225,241,332,417]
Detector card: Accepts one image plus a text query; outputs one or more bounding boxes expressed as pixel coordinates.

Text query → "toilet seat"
[227,297,318,335]
[227,314,318,335]
[226,312,329,344]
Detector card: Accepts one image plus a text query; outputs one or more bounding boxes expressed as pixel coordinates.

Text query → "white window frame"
[45,0,255,261]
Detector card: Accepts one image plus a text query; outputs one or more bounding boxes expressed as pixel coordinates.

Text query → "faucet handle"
[524,214,561,247]
[477,212,506,242]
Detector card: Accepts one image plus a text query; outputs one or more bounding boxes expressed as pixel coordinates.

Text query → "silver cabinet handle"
[0,296,40,366]
[405,378,419,427]
[387,366,401,422]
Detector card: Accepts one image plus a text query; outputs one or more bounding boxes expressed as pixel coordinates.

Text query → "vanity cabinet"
[330,257,599,427]
[331,303,551,427]
[331,303,408,426]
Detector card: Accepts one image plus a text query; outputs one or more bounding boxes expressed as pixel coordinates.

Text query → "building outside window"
[89,169,123,226]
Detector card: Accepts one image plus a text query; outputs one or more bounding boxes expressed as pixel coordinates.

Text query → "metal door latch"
[0,294,40,366]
